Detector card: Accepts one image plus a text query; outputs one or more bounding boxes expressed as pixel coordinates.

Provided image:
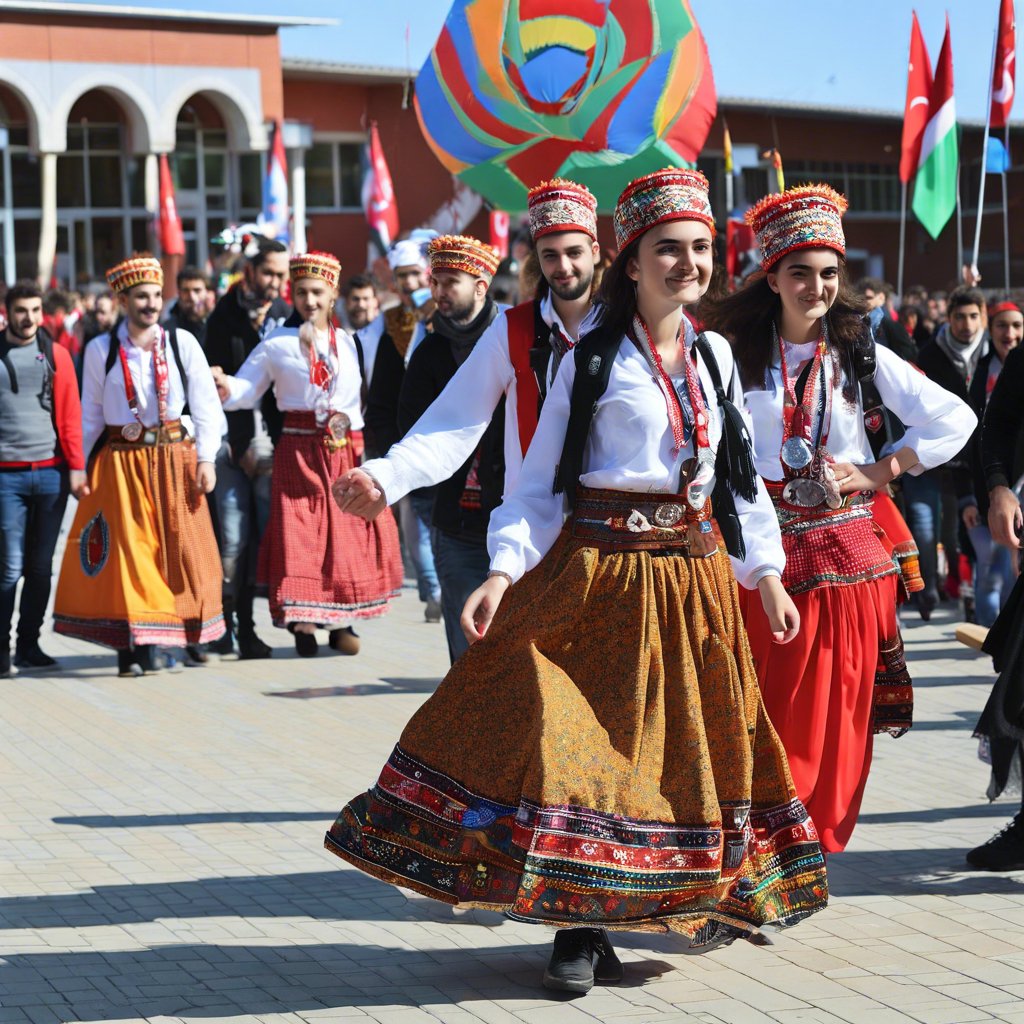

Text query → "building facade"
[1,1,1019,292]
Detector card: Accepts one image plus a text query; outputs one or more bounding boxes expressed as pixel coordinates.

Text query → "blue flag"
[986,136,1011,174]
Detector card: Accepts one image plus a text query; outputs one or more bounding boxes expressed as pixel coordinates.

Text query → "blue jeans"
[401,491,441,604]
[0,466,69,649]
[902,469,958,599]
[432,529,490,664]
[968,523,1014,627]
[214,443,271,630]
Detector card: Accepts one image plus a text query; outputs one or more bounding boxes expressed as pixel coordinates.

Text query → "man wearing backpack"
[52,256,225,677]
[0,282,86,677]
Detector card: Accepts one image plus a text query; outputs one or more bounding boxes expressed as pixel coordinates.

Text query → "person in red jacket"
[0,281,86,677]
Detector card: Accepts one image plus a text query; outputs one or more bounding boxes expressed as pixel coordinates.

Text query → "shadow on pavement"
[0,942,677,1019]
[0,868,485,930]
[53,812,336,828]
[265,677,441,699]
[858,801,1018,824]
[827,847,1024,896]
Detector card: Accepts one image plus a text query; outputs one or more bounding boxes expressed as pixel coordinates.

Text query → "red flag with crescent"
[900,11,933,184]
[991,0,1016,129]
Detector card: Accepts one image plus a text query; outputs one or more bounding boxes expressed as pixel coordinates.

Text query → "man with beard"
[338,274,380,334]
[0,283,86,677]
[202,238,290,659]
[162,267,213,346]
[334,182,601,656]
[53,256,223,677]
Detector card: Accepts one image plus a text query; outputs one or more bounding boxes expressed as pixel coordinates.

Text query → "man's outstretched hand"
[332,468,387,519]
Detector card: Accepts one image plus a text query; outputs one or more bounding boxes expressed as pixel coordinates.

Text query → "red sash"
[506,300,542,458]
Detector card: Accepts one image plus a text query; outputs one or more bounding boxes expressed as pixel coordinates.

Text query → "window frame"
[305,131,367,214]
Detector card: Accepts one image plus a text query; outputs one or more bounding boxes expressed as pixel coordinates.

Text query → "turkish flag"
[991,0,1016,129]
[489,210,510,259]
[726,219,756,282]
[363,122,399,253]
[158,153,185,256]
[899,11,933,184]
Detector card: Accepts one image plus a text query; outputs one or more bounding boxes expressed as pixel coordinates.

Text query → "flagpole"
[956,159,964,281]
[897,181,908,300]
[1003,123,1011,289]
[972,26,1000,273]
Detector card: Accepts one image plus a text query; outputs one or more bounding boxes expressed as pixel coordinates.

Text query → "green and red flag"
[912,17,958,239]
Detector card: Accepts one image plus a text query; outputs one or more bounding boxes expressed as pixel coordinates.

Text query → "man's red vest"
[505,300,543,458]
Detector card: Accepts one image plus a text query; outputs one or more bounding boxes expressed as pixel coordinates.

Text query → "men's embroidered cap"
[528,178,598,241]
[746,184,848,270]
[289,251,342,289]
[427,234,501,281]
[106,255,163,294]
[613,169,714,251]
[388,236,430,271]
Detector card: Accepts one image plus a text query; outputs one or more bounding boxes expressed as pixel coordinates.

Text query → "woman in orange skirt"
[326,171,827,994]
[703,185,972,852]
[212,252,402,657]
[54,255,224,676]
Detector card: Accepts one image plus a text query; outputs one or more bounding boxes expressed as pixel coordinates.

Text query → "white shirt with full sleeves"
[81,322,223,464]
[487,328,786,590]
[221,324,364,429]
[743,339,977,482]
[361,293,576,505]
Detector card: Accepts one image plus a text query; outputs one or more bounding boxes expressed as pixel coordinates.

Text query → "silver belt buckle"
[653,502,684,528]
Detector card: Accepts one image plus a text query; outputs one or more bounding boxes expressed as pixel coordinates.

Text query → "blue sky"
[101,0,1004,121]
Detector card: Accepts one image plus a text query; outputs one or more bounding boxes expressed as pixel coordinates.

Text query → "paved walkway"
[3,570,1023,1024]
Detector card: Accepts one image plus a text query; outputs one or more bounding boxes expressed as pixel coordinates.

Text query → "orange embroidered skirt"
[326,487,827,945]
[54,426,223,649]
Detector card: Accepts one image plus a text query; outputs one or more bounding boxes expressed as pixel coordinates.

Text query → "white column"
[144,152,160,253]
[289,146,307,253]
[0,126,14,286]
[36,153,57,287]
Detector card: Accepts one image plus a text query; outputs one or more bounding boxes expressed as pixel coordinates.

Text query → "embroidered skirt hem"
[325,522,828,938]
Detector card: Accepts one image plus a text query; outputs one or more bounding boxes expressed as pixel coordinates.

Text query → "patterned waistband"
[570,485,721,556]
[281,410,360,450]
[106,420,186,446]
[765,481,872,525]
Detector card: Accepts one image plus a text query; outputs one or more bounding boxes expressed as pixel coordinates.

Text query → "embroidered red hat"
[613,169,714,251]
[289,251,342,289]
[106,254,163,294]
[746,184,848,270]
[527,178,598,242]
[427,234,501,281]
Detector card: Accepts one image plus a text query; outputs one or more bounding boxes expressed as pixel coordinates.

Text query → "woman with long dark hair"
[325,170,827,994]
[703,185,972,853]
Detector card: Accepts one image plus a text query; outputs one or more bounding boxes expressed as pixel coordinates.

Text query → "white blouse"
[487,328,785,590]
[81,322,223,464]
[362,292,573,505]
[745,339,976,481]
[222,324,364,429]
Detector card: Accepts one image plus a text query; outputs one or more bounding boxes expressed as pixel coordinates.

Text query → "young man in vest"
[202,238,291,659]
[379,234,505,662]
[0,282,86,677]
[333,179,600,536]
[360,235,441,623]
[53,255,224,677]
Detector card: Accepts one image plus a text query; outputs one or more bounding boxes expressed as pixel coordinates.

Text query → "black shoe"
[208,630,236,657]
[185,644,209,666]
[238,632,272,660]
[14,643,57,670]
[294,631,319,657]
[0,649,15,679]
[917,589,938,622]
[328,626,360,656]
[117,650,143,678]
[966,812,1024,871]
[542,927,622,994]
[135,645,163,674]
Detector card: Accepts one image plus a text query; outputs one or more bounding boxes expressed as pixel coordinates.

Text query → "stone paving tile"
[3,540,1024,1024]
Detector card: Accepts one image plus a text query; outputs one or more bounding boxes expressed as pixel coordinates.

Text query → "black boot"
[13,642,57,670]
[117,649,143,677]
[542,927,622,994]
[238,630,272,660]
[208,594,236,656]
[966,812,1024,871]
[1,647,15,679]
